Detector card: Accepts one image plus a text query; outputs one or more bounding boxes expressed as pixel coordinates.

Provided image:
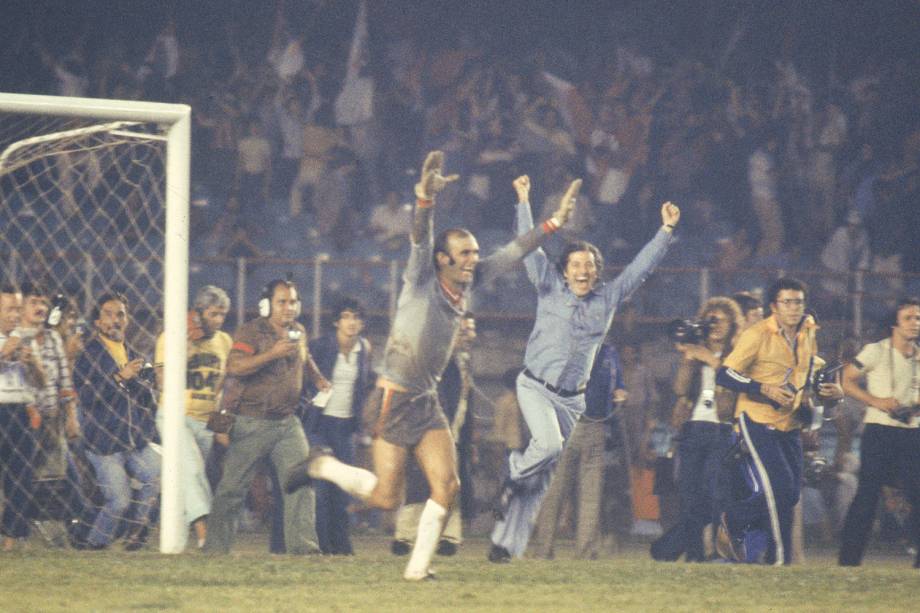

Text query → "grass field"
[2,533,918,612]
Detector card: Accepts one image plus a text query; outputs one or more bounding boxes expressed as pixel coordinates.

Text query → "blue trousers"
[84,444,161,547]
[0,405,38,538]
[725,413,802,565]
[651,421,733,561]
[490,373,584,557]
[312,415,355,555]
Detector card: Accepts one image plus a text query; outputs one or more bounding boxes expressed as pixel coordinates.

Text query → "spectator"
[369,191,413,250]
[73,292,160,551]
[291,297,372,556]
[154,285,232,549]
[204,280,331,555]
[0,284,45,551]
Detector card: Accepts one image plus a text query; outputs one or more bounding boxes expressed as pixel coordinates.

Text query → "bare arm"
[841,363,899,413]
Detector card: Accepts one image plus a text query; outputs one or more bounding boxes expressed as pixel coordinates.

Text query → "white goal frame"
[0,93,190,554]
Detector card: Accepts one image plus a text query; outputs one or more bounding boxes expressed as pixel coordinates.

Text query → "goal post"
[0,93,190,553]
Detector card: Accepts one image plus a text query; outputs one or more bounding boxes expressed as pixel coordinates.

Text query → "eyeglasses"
[776,299,805,307]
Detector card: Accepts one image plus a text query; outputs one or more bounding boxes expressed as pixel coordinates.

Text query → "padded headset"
[259,280,301,318]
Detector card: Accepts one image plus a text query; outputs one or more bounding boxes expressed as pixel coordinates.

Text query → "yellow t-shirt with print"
[155,330,233,422]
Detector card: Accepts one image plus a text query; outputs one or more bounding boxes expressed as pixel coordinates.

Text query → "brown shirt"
[230,318,306,419]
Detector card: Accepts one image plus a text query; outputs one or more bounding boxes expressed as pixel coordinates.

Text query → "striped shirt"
[31,329,76,415]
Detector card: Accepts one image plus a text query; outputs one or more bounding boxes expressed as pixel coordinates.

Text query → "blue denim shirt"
[516,203,672,392]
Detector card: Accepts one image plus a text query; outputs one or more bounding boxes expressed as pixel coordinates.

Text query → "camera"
[803,451,830,487]
[667,316,717,345]
[287,328,303,342]
[137,362,156,383]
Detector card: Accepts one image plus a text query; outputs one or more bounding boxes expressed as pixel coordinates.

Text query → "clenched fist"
[661,201,680,228]
[513,175,531,205]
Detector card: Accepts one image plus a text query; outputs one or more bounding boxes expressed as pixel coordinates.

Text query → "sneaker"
[390,539,411,556]
[488,544,511,564]
[492,478,518,521]
[715,514,744,562]
[284,445,334,494]
[436,539,457,556]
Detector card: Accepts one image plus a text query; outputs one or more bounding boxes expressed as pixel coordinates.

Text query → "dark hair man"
[73,292,159,550]
[489,176,678,562]
[838,298,920,568]
[715,277,843,564]
[293,296,372,556]
[0,284,45,551]
[287,151,577,580]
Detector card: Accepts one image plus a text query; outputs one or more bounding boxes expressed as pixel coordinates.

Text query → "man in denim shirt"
[489,176,679,562]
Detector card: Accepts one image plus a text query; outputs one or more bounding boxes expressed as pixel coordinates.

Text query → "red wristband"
[542,218,560,233]
[416,197,434,209]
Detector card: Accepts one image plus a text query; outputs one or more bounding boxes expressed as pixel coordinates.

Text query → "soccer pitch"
[2,534,917,612]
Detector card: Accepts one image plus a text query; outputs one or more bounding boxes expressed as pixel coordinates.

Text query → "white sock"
[404,499,447,580]
[308,455,378,500]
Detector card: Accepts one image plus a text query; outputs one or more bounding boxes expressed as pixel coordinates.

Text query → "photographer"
[838,297,920,568]
[73,292,159,550]
[651,297,741,562]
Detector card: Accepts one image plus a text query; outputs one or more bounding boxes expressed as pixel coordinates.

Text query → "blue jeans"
[84,444,161,546]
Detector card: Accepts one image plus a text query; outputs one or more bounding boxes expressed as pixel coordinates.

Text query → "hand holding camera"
[117,358,148,382]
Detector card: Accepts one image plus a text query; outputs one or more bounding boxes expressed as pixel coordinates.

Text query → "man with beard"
[73,293,159,550]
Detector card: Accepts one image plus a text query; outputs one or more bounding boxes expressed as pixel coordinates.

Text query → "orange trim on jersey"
[232,341,255,354]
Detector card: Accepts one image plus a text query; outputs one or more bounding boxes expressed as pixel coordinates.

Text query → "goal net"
[0,94,190,553]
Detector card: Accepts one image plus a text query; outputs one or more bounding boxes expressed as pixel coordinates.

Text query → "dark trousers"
[270,414,356,554]
[651,421,733,561]
[726,413,802,565]
[313,415,355,555]
[839,424,920,566]
[0,405,38,538]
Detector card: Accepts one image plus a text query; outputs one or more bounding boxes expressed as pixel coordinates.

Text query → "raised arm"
[481,177,580,286]
[404,151,459,285]
[603,201,678,305]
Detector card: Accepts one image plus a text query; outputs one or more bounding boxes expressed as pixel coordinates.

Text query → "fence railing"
[191,256,920,349]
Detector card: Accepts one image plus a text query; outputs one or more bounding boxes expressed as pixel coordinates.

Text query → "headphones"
[259,279,301,318]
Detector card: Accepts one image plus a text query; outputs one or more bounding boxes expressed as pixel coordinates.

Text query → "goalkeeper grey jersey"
[380,215,544,394]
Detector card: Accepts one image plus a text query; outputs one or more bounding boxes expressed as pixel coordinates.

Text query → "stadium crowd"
[2,0,920,575]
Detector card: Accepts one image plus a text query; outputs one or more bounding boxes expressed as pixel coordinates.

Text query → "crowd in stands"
[3,1,919,278]
[2,1,920,561]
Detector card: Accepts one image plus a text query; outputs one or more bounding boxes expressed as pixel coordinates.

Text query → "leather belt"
[522,368,585,398]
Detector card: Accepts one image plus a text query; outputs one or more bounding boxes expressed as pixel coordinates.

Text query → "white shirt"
[690,353,721,423]
[0,331,37,405]
[856,338,920,428]
[323,342,361,419]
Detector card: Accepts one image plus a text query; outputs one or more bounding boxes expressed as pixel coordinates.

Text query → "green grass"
[2,534,917,612]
